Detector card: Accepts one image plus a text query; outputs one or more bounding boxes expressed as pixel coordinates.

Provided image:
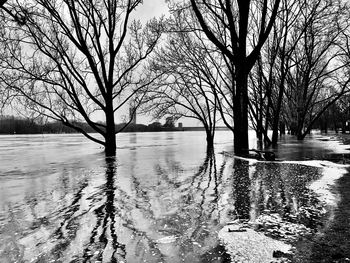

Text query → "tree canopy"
[0,0,163,155]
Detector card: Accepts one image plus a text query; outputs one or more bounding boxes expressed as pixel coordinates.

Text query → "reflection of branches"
[97,157,121,262]
[119,149,229,259]
[189,152,219,239]
[82,157,126,263]
[47,178,89,260]
[43,149,230,262]
[55,181,88,237]
[232,159,251,219]
[250,162,323,224]
[154,150,229,255]
[83,156,166,262]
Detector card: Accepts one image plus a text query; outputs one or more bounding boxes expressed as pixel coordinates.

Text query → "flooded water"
[0,131,349,262]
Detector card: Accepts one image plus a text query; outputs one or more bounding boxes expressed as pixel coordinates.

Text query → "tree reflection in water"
[123,149,232,263]
[0,148,329,262]
[71,149,231,262]
[232,159,251,219]
[82,156,125,262]
[230,159,325,229]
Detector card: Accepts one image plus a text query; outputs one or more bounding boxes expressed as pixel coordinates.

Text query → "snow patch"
[280,159,348,206]
[219,225,292,263]
[309,164,347,206]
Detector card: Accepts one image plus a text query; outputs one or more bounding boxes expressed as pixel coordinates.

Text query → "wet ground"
[274,134,350,261]
[0,131,350,262]
[292,171,350,263]
[231,132,350,263]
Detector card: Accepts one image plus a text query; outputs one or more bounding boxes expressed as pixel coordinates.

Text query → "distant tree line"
[0,116,95,134]
[0,116,181,134]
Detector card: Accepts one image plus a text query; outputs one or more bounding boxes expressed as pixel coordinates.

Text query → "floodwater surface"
[0,131,349,262]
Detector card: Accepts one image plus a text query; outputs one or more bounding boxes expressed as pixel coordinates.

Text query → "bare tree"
[0,0,162,155]
[282,0,350,139]
[190,0,281,155]
[143,6,230,150]
[249,0,350,143]
[248,0,306,145]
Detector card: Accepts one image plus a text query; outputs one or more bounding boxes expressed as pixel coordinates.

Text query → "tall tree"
[144,6,229,150]
[248,0,306,145]
[0,0,162,156]
[190,0,281,155]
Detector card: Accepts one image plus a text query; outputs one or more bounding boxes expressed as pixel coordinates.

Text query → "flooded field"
[0,131,349,262]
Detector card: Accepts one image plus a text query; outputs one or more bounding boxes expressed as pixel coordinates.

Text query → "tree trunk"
[256,129,263,150]
[272,87,286,145]
[234,68,249,155]
[297,133,304,140]
[105,104,116,156]
[256,116,263,143]
[206,130,214,152]
[321,119,328,134]
[279,122,286,135]
[271,120,279,145]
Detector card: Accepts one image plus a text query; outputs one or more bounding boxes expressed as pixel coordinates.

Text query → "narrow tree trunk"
[256,130,263,145]
[256,117,263,142]
[321,119,328,134]
[256,120,265,150]
[271,86,285,145]
[271,120,279,145]
[279,122,286,135]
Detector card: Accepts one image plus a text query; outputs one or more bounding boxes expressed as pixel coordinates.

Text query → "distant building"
[129,107,136,124]
[164,116,175,128]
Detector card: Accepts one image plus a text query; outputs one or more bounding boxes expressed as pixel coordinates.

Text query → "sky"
[135,0,169,22]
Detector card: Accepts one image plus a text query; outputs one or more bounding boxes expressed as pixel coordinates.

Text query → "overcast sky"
[135,0,169,22]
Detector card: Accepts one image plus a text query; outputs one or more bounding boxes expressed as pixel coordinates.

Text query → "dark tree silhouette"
[143,7,226,149]
[190,0,281,155]
[0,0,162,156]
